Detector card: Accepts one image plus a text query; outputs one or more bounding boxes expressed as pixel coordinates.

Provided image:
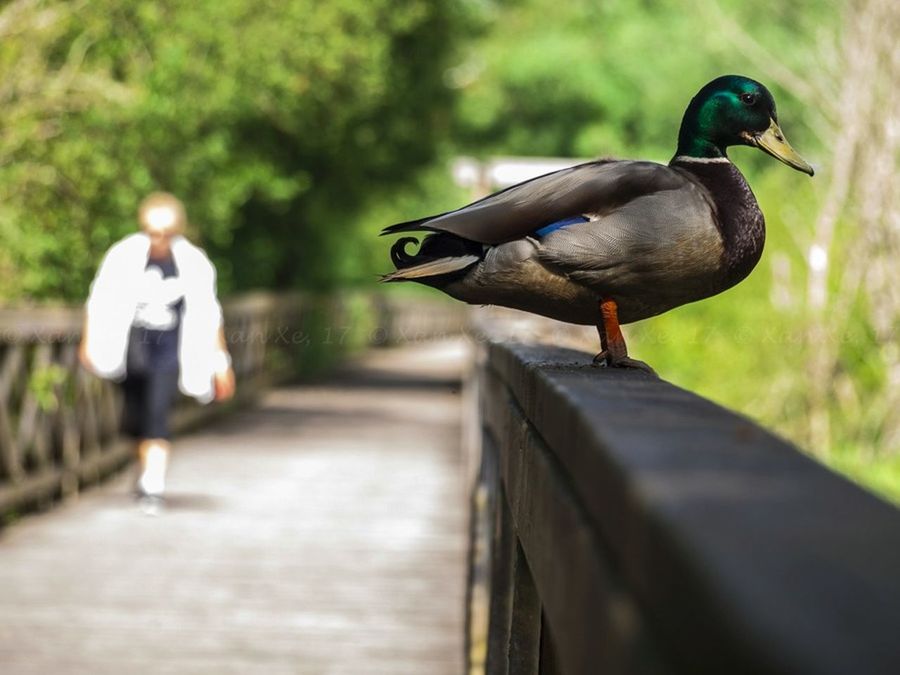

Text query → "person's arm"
[212,318,236,401]
[78,315,93,371]
[80,235,143,380]
[195,244,235,402]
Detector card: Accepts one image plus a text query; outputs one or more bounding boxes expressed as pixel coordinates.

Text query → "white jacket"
[85,232,223,403]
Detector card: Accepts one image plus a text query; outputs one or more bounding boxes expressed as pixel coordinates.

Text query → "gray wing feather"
[384,160,688,245]
[539,183,723,294]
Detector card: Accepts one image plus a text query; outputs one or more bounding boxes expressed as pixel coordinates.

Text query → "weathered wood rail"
[0,292,306,515]
[468,335,900,675]
[0,292,466,517]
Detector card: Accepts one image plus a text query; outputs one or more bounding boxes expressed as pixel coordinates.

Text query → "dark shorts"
[120,369,180,440]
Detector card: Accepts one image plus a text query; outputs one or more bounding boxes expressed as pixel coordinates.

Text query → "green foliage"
[451,0,828,161]
[27,363,67,412]
[0,0,471,300]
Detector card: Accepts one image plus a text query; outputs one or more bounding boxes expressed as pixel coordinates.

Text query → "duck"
[381,75,814,372]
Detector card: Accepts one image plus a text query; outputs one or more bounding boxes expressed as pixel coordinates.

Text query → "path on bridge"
[0,340,470,674]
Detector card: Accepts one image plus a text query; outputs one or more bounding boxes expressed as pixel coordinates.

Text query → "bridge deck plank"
[0,340,469,674]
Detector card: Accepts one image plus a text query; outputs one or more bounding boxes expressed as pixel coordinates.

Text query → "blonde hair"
[138,192,187,233]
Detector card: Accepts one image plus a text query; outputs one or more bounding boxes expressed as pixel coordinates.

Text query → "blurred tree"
[0,0,470,300]
[799,0,899,465]
[450,0,830,161]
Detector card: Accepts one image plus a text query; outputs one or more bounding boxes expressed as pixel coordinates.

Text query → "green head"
[675,75,814,176]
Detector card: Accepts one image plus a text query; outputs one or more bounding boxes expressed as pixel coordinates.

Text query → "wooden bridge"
[2,295,900,674]
[0,333,469,673]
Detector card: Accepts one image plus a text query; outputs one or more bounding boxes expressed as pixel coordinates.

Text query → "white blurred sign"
[451,156,588,191]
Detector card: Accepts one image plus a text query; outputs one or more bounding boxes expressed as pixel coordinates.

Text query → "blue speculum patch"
[533,215,588,238]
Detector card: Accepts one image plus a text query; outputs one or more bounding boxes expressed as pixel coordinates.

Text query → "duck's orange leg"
[592,298,656,374]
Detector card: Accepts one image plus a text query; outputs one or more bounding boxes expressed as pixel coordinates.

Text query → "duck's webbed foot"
[591,298,657,377]
[592,350,657,375]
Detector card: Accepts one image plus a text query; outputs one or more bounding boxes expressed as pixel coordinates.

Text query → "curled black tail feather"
[390,232,483,269]
[384,231,484,285]
[390,237,420,268]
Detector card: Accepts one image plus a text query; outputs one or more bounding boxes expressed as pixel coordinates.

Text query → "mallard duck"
[381,75,813,372]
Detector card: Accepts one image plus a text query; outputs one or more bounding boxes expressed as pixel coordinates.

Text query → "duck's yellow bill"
[751,119,814,176]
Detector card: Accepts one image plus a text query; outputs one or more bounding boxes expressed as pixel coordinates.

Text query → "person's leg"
[137,439,170,497]
[120,375,148,492]
[120,374,145,440]
[136,369,179,500]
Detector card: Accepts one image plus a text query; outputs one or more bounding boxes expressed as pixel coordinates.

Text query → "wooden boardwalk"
[0,340,470,674]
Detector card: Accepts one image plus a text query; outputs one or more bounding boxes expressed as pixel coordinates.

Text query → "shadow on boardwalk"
[0,340,471,675]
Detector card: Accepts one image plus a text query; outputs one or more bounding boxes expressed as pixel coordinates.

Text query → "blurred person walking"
[79,193,235,514]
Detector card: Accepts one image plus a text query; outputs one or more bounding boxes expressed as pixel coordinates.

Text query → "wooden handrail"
[0,292,310,515]
[468,335,900,675]
[0,291,466,517]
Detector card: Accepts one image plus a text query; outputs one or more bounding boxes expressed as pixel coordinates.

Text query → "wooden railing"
[467,333,900,675]
[0,292,306,515]
[0,291,466,517]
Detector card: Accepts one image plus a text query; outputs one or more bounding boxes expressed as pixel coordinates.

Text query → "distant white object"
[452,156,588,191]
[450,157,483,189]
[808,243,828,272]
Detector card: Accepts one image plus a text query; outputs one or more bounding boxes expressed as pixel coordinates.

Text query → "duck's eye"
[740,92,757,105]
